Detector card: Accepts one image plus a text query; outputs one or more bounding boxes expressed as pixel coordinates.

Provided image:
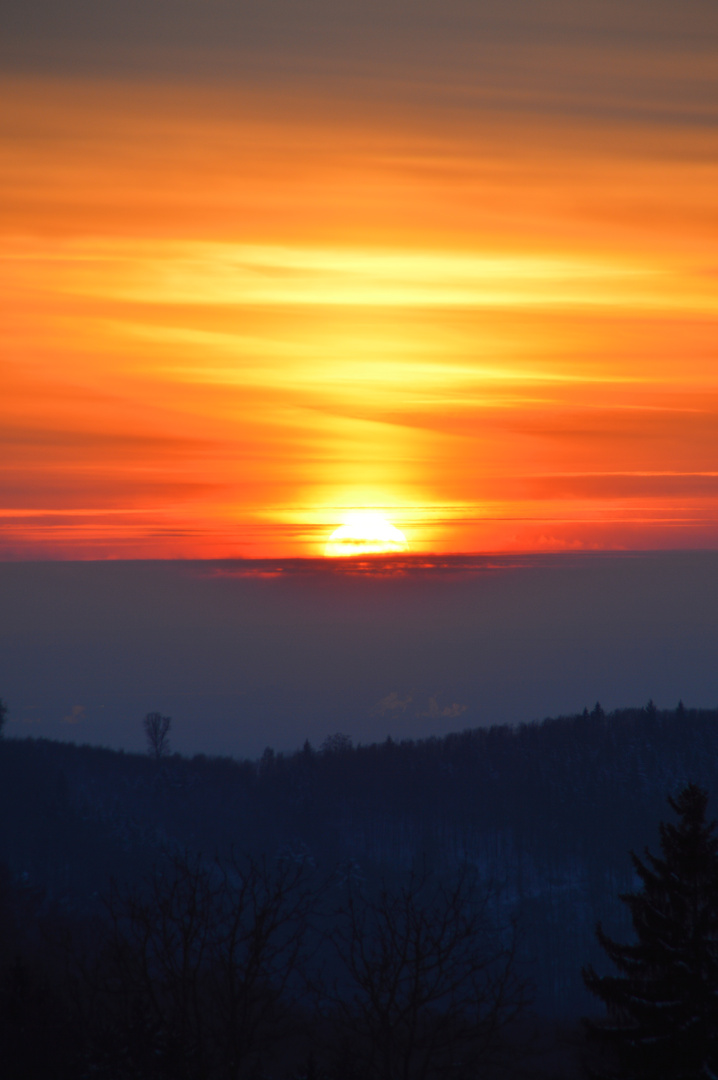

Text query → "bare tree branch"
[328,866,530,1080]
[143,713,171,764]
[97,850,319,1080]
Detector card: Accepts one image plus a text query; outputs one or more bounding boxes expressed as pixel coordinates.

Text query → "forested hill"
[3,702,718,1015]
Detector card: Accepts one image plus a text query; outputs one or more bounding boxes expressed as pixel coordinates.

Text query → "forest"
[2,701,718,1077]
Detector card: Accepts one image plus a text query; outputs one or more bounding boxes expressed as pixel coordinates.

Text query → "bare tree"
[143,712,171,763]
[328,867,529,1080]
[320,733,353,755]
[96,851,319,1080]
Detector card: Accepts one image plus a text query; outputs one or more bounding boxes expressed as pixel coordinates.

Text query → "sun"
[324,512,409,558]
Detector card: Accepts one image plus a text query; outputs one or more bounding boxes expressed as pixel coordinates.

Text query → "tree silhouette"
[143,712,171,763]
[0,699,7,737]
[97,851,318,1080]
[583,783,718,1079]
[329,867,528,1080]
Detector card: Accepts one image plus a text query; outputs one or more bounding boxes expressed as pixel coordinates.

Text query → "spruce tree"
[583,783,718,1079]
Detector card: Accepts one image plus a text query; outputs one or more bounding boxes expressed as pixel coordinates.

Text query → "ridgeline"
[2,702,717,1016]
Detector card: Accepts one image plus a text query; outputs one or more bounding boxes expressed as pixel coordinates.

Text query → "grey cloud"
[2,0,717,126]
[62,704,86,724]
[415,696,467,720]
[373,692,413,715]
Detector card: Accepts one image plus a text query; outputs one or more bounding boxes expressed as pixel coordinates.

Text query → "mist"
[2,552,717,758]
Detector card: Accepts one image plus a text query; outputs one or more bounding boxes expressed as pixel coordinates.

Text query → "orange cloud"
[2,77,718,557]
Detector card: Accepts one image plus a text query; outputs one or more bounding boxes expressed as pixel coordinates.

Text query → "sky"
[3,0,718,558]
[4,554,718,757]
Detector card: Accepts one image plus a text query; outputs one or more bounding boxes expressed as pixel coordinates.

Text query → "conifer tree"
[583,783,718,1079]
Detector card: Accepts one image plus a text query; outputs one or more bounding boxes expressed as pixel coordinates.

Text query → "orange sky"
[3,67,718,558]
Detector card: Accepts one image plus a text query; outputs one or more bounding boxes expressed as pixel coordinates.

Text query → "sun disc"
[324,512,409,557]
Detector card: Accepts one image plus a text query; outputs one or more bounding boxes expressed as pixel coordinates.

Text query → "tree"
[328,867,528,1080]
[94,851,318,1080]
[143,712,171,763]
[0,698,7,737]
[583,783,718,1079]
[320,733,353,755]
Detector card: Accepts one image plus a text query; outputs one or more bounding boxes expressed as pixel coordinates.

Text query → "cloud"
[374,691,466,721]
[373,691,413,715]
[3,0,716,134]
[415,696,467,720]
[62,704,85,724]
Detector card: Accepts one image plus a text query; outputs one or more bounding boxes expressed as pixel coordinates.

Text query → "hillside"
[2,702,717,1015]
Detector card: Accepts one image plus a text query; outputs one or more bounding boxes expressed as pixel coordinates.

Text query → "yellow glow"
[3,78,718,557]
[7,238,714,314]
[325,513,410,557]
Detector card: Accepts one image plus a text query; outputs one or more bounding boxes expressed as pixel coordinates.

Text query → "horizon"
[2,551,717,758]
[4,697,712,762]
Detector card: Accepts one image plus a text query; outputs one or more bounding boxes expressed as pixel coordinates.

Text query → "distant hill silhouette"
[2,702,717,1015]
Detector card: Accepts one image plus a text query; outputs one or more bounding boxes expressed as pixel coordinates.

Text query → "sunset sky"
[3,0,718,559]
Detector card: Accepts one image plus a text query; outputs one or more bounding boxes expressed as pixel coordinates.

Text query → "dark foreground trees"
[583,783,718,1079]
[328,867,529,1080]
[90,851,318,1080]
[42,852,527,1080]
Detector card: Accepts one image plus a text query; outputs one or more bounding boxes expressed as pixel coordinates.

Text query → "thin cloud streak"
[2,0,718,557]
